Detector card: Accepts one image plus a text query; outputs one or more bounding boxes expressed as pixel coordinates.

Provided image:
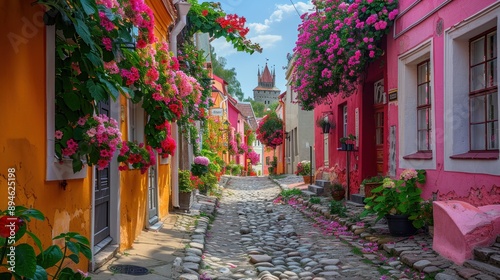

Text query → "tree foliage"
[211,50,244,101]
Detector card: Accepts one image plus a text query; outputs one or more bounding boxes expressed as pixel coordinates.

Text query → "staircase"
[302,179,331,197]
[463,235,500,279]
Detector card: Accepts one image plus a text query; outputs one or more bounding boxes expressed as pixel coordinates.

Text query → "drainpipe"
[170,0,191,208]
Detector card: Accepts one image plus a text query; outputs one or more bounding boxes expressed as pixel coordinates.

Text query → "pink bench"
[433,200,500,265]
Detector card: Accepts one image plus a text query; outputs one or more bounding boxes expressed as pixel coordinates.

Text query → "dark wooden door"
[94,100,111,245]
[375,109,385,175]
[148,165,158,225]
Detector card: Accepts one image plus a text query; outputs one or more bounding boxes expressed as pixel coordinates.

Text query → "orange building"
[0,0,187,273]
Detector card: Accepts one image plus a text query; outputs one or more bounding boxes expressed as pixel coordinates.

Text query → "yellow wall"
[0,0,91,272]
[118,0,174,250]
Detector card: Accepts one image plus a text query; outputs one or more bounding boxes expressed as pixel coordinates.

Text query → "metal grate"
[108,264,149,275]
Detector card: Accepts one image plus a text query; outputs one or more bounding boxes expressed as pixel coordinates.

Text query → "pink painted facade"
[386,0,499,203]
[314,0,500,204]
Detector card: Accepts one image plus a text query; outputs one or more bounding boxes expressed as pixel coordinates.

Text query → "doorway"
[94,100,111,249]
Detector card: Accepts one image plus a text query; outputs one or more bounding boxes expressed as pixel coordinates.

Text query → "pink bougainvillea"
[291,0,399,110]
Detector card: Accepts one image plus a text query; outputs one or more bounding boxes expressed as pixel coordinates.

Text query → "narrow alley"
[190,176,407,280]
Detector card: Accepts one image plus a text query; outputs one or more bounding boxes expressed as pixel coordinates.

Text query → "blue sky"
[212,0,314,100]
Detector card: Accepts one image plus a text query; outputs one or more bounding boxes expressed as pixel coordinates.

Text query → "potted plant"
[361,175,388,198]
[295,160,312,184]
[178,170,194,210]
[191,156,210,177]
[339,134,356,151]
[417,199,434,236]
[331,182,346,201]
[316,115,334,134]
[361,169,427,236]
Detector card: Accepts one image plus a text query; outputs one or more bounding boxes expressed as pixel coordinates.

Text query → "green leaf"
[31,265,48,280]
[71,234,90,246]
[86,51,103,68]
[73,127,85,141]
[79,0,96,15]
[119,85,135,99]
[79,244,92,260]
[99,76,119,100]
[37,245,63,269]
[66,241,79,255]
[68,253,80,264]
[15,243,37,278]
[72,159,84,173]
[21,208,45,221]
[63,92,81,111]
[25,231,43,253]
[79,142,91,154]
[87,80,107,102]
[74,18,94,49]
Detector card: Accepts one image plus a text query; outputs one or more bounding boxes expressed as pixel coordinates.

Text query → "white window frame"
[127,100,144,143]
[398,39,436,170]
[444,3,500,175]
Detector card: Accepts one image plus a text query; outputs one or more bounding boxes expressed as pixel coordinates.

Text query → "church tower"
[253,63,281,107]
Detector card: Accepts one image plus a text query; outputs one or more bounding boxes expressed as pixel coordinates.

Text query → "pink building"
[314,0,499,204]
[309,0,500,264]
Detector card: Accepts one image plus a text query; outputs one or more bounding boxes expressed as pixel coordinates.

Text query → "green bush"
[309,197,321,204]
[179,170,193,193]
[280,188,303,198]
[231,165,242,175]
[329,200,347,218]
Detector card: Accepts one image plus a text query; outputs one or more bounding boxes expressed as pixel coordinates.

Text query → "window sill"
[450,151,499,160]
[403,151,433,160]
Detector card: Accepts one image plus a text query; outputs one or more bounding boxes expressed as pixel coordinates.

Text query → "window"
[398,39,435,167]
[375,112,384,146]
[417,60,432,151]
[469,29,498,151]
[444,4,499,175]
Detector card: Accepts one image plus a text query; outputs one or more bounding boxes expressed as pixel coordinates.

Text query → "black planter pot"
[341,143,348,151]
[322,123,331,134]
[346,143,354,151]
[386,214,417,236]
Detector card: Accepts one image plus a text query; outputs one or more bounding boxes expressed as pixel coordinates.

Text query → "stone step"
[308,185,324,196]
[301,190,317,198]
[350,194,365,205]
[491,254,500,267]
[315,180,331,188]
[463,259,500,278]
[474,247,500,262]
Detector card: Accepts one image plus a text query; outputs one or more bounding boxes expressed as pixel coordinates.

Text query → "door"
[374,79,386,175]
[148,165,158,225]
[374,110,385,175]
[94,100,111,247]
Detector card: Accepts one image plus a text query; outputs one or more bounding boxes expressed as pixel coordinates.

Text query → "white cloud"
[249,1,314,34]
[248,34,282,49]
[248,22,269,34]
[211,38,238,56]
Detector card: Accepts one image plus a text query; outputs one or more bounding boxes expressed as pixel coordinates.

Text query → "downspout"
[170,0,191,208]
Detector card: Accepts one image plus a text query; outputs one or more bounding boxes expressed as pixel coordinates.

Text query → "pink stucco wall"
[386,0,499,202]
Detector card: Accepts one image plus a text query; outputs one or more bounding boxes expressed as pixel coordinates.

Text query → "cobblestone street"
[193,176,405,280]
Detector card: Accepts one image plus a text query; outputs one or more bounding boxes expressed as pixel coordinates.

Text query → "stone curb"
[270,177,484,280]
[177,180,226,280]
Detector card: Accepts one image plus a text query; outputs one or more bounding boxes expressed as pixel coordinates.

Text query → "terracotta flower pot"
[332,189,345,201]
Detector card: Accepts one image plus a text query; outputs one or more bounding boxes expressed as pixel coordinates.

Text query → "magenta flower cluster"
[55,114,122,171]
[291,0,399,109]
[247,150,260,165]
[194,156,210,166]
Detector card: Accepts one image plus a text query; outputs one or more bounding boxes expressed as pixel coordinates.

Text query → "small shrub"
[280,188,303,198]
[329,200,347,217]
[309,197,321,204]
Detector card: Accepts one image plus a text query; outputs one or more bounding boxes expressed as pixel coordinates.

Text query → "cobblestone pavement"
[187,176,410,280]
